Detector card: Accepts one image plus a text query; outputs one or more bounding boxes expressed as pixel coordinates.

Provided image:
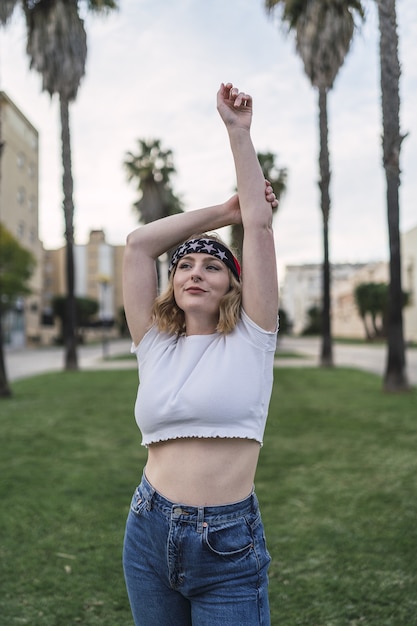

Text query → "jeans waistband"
[139,473,258,528]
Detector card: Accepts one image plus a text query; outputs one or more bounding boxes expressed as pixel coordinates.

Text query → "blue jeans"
[123,474,271,625]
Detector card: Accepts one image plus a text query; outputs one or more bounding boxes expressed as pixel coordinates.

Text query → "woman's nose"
[191,266,202,282]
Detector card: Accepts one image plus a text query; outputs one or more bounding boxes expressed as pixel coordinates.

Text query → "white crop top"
[131,309,278,446]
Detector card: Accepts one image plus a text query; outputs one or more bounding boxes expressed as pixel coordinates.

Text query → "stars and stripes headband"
[168,238,241,281]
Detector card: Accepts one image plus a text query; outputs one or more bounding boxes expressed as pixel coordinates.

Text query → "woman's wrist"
[209,202,235,229]
[226,124,251,138]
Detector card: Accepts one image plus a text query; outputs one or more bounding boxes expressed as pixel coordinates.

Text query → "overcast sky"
[1,0,416,274]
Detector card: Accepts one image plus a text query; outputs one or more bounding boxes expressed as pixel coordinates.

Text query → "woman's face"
[173,253,231,322]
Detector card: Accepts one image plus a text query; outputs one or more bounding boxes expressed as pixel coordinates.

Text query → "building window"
[28,162,36,178]
[28,195,36,212]
[17,222,25,239]
[17,187,26,205]
[17,152,26,168]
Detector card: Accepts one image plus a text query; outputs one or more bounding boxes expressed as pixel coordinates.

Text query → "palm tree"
[124,138,183,224]
[124,138,183,284]
[231,151,287,258]
[22,0,117,370]
[265,0,364,367]
[376,0,409,391]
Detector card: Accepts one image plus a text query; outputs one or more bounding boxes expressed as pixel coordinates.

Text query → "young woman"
[122,82,279,626]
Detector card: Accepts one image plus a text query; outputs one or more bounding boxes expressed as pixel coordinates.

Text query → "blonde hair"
[152,233,242,335]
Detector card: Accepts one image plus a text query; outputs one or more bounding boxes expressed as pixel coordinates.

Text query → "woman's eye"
[178,262,191,269]
[207,264,220,271]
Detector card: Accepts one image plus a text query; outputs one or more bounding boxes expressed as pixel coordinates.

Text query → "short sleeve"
[238,309,279,351]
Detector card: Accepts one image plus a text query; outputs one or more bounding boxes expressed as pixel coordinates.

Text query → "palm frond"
[0,0,18,25]
[25,0,87,100]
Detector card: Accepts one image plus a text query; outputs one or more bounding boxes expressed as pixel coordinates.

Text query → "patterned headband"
[168,238,241,280]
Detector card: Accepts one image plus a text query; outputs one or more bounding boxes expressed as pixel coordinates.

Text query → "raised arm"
[123,197,241,345]
[217,82,279,332]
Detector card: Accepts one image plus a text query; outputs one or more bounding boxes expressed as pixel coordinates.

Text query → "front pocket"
[129,487,148,517]
[203,517,254,557]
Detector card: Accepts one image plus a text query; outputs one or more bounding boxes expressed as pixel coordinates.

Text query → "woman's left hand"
[217,82,252,131]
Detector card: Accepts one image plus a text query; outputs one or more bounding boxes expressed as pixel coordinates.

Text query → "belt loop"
[144,478,155,511]
[251,490,258,513]
[196,507,204,533]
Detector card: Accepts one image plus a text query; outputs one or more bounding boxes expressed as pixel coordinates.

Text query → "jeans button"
[173,507,182,515]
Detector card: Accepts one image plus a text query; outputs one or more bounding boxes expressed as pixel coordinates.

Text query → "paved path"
[5,336,417,386]
[277,336,417,385]
[6,339,133,382]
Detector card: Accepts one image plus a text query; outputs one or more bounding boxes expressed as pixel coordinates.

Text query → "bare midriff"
[145,437,261,507]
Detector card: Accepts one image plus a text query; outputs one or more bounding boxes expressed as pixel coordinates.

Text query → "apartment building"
[43,229,125,342]
[331,261,389,338]
[0,91,43,347]
[331,226,417,341]
[280,263,367,335]
[281,223,417,342]
[0,92,126,346]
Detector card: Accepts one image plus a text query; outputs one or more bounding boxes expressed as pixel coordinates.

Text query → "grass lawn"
[1,368,416,625]
[274,349,309,359]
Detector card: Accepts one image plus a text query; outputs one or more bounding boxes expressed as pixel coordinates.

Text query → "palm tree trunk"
[60,96,78,370]
[318,87,333,367]
[377,0,408,391]
[230,223,244,263]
